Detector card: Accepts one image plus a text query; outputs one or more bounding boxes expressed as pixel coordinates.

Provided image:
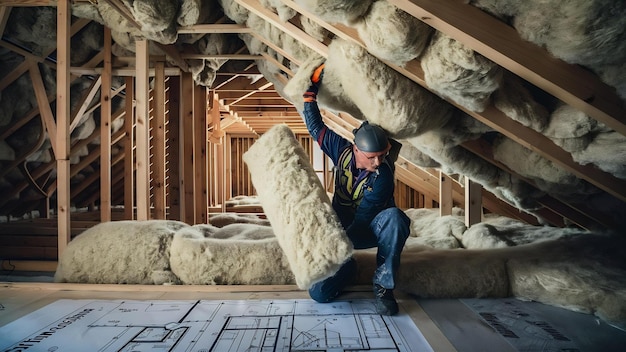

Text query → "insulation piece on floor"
[169,224,295,285]
[54,220,188,284]
[242,124,353,289]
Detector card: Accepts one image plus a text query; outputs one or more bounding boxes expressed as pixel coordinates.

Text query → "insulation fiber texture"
[54,220,187,284]
[325,38,454,138]
[242,124,353,289]
[169,224,294,285]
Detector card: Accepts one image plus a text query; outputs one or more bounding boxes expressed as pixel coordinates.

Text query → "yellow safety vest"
[334,147,371,209]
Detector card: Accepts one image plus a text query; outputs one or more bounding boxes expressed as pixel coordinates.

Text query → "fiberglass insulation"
[54,209,626,330]
[242,124,353,289]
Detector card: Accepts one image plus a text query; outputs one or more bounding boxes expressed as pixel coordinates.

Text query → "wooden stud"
[167,76,181,220]
[135,38,150,220]
[439,171,453,216]
[56,0,71,256]
[180,72,195,224]
[100,27,112,222]
[217,135,226,213]
[464,177,482,227]
[194,83,208,224]
[152,61,167,219]
[123,77,135,220]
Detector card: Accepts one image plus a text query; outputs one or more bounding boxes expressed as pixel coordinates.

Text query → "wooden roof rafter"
[279,0,626,205]
[389,0,626,136]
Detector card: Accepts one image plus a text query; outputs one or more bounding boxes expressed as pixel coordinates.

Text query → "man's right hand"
[304,63,325,101]
[311,63,325,86]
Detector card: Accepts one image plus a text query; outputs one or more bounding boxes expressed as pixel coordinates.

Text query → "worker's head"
[352,121,391,171]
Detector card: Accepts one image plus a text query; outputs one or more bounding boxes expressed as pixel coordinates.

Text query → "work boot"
[373,284,399,316]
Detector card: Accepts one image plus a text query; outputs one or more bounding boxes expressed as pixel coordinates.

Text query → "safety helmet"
[353,121,389,152]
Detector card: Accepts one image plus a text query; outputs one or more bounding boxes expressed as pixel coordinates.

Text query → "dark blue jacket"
[302,99,397,238]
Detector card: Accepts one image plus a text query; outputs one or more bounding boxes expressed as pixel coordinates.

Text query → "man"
[301,64,411,315]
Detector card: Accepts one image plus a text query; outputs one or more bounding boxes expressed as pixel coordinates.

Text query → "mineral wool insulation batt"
[242,124,353,289]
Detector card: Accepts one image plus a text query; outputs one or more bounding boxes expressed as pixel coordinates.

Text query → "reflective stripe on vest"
[334,147,369,208]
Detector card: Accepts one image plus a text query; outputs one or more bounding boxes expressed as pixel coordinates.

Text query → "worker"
[301,64,411,315]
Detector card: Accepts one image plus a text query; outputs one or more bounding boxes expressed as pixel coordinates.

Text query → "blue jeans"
[308,207,411,303]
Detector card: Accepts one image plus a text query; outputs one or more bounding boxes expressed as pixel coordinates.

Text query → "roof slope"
[0,0,624,230]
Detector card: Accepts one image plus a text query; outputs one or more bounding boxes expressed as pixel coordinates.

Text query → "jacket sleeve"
[302,92,350,163]
[303,98,326,143]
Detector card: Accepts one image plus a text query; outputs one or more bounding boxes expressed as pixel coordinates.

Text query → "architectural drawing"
[0,299,432,352]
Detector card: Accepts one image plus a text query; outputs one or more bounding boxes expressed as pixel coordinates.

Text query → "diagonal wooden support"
[70,75,101,132]
[28,63,58,156]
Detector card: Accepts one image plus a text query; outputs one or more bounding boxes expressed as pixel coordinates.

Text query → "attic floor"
[1,273,624,351]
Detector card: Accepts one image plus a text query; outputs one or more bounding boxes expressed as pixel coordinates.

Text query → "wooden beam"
[167,76,181,220]
[194,83,208,224]
[100,27,112,222]
[70,76,101,133]
[482,191,542,226]
[0,39,47,64]
[217,136,226,211]
[56,0,71,255]
[216,75,272,91]
[135,38,150,220]
[123,76,135,220]
[70,67,182,77]
[261,51,295,76]
[388,0,626,136]
[0,17,89,91]
[180,72,195,224]
[470,105,626,203]
[439,171,453,216]
[28,64,57,156]
[0,61,32,92]
[464,178,482,227]
[83,83,125,117]
[462,138,618,230]
[235,0,328,57]
[0,0,56,5]
[152,61,167,219]
[208,91,222,142]
[225,135,233,201]
[179,54,262,60]
[177,23,252,34]
[0,6,11,37]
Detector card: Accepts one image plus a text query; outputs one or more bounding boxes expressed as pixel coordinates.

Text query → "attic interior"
[1,0,626,350]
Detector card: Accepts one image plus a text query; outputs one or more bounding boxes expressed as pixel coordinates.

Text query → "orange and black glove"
[303,63,325,102]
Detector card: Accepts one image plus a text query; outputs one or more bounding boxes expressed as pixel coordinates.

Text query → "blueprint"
[0,298,433,352]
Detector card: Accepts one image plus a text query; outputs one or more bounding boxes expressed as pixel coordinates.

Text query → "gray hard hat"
[353,121,389,152]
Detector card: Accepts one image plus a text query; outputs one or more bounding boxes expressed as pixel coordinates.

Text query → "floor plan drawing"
[0,298,433,352]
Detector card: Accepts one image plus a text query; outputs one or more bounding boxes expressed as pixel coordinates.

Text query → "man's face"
[354,145,390,172]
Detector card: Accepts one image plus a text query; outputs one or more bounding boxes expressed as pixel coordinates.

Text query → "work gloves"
[303,63,325,102]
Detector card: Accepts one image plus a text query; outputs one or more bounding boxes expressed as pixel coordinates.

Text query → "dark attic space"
[1,1,626,351]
